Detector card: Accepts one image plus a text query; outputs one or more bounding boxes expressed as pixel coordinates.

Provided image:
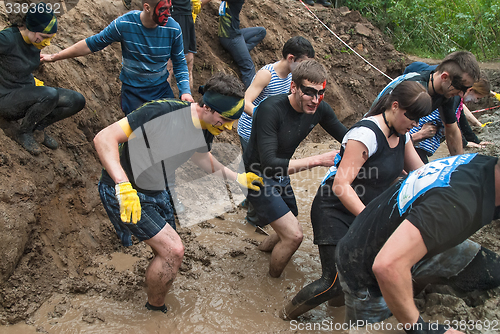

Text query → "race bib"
[397,154,476,214]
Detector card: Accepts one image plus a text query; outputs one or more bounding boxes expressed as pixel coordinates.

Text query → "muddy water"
[0,141,453,334]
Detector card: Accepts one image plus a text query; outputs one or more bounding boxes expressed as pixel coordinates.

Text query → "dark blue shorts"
[245,176,298,227]
[98,181,176,246]
[121,81,174,116]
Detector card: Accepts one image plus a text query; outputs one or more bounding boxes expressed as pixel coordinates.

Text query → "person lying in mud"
[283,81,432,320]
[0,3,85,155]
[373,51,481,161]
[93,72,263,313]
[242,59,347,278]
[335,154,500,333]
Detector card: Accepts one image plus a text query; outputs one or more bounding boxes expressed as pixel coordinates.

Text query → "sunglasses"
[404,112,420,123]
[450,76,472,94]
[299,84,325,99]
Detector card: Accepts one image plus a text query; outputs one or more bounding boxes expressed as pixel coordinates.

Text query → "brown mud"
[0,0,500,333]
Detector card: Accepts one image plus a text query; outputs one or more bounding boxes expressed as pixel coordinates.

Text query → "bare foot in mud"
[257,234,280,252]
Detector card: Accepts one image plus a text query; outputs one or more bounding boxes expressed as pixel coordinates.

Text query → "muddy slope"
[0,0,500,329]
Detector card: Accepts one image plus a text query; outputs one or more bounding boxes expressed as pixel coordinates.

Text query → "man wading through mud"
[94,72,263,313]
[242,59,347,278]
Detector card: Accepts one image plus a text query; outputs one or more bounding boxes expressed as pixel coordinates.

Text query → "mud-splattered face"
[153,0,171,26]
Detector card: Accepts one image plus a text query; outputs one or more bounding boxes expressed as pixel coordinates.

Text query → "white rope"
[298,1,393,81]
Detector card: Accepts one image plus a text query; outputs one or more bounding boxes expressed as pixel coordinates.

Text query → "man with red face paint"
[242,59,347,278]
[41,0,194,115]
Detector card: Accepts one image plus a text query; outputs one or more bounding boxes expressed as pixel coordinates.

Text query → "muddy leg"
[144,224,184,307]
[283,245,343,320]
[267,212,303,278]
[258,233,280,252]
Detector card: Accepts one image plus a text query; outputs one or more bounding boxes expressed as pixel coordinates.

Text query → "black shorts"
[310,180,355,245]
[172,14,197,54]
[245,176,298,227]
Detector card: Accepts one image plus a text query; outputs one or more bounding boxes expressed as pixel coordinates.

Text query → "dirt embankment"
[0,0,500,330]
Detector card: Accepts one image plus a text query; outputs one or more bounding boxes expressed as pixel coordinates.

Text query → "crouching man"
[336,154,500,333]
[94,72,262,313]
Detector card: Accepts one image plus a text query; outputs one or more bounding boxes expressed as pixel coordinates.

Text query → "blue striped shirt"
[85,11,190,95]
[237,63,292,140]
[410,101,462,155]
[409,108,444,155]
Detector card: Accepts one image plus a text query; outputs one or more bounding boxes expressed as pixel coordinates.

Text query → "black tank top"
[325,119,406,213]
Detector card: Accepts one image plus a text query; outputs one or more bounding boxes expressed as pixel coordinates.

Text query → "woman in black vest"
[284,81,432,320]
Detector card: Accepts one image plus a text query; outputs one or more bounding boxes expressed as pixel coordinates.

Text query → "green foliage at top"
[340,0,499,61]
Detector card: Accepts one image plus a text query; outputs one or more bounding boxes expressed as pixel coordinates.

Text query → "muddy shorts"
[245,175,298,227]
[338,239,480,324]
[98,181,176,246]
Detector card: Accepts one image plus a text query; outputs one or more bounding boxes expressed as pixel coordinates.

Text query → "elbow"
[332,178,349,197]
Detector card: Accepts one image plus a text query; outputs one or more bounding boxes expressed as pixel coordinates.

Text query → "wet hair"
[366,81,432,119]
[471,72,491,97]
[291,59,327,86]
[282,36,315,60]
[435,51,481,84]
[198,71,245,107]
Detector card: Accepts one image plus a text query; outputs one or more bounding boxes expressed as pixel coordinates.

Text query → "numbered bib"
[397,154,476,215]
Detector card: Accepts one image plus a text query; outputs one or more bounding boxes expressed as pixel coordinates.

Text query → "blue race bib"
[397,154,477,215]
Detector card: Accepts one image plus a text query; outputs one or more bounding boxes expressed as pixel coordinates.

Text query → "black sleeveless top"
[325,119,406,213]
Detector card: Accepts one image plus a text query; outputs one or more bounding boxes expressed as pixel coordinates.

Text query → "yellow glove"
[115,182,141,224]
[34,77,44,86]
[192,0,201,22]
[237,172,264,191]
[493,92,500,102]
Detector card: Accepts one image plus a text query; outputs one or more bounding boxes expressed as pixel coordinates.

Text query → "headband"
[203,90,244,120]
[25,3,58,34]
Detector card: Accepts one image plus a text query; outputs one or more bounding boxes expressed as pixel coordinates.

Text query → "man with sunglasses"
[242,59,347,278]
[372,51,480,162]
[41,0,194,115]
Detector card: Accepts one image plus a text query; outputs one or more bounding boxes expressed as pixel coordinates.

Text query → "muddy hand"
[420,123,438,138]
[115,182,141,224]
[40,53,56,63]
[318,150,340,167]
[180,93,195,103]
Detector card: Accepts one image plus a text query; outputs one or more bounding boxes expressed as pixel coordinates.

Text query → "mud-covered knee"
[291,232,303,248]
[72,91,86,111]
[171,242,185,263]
